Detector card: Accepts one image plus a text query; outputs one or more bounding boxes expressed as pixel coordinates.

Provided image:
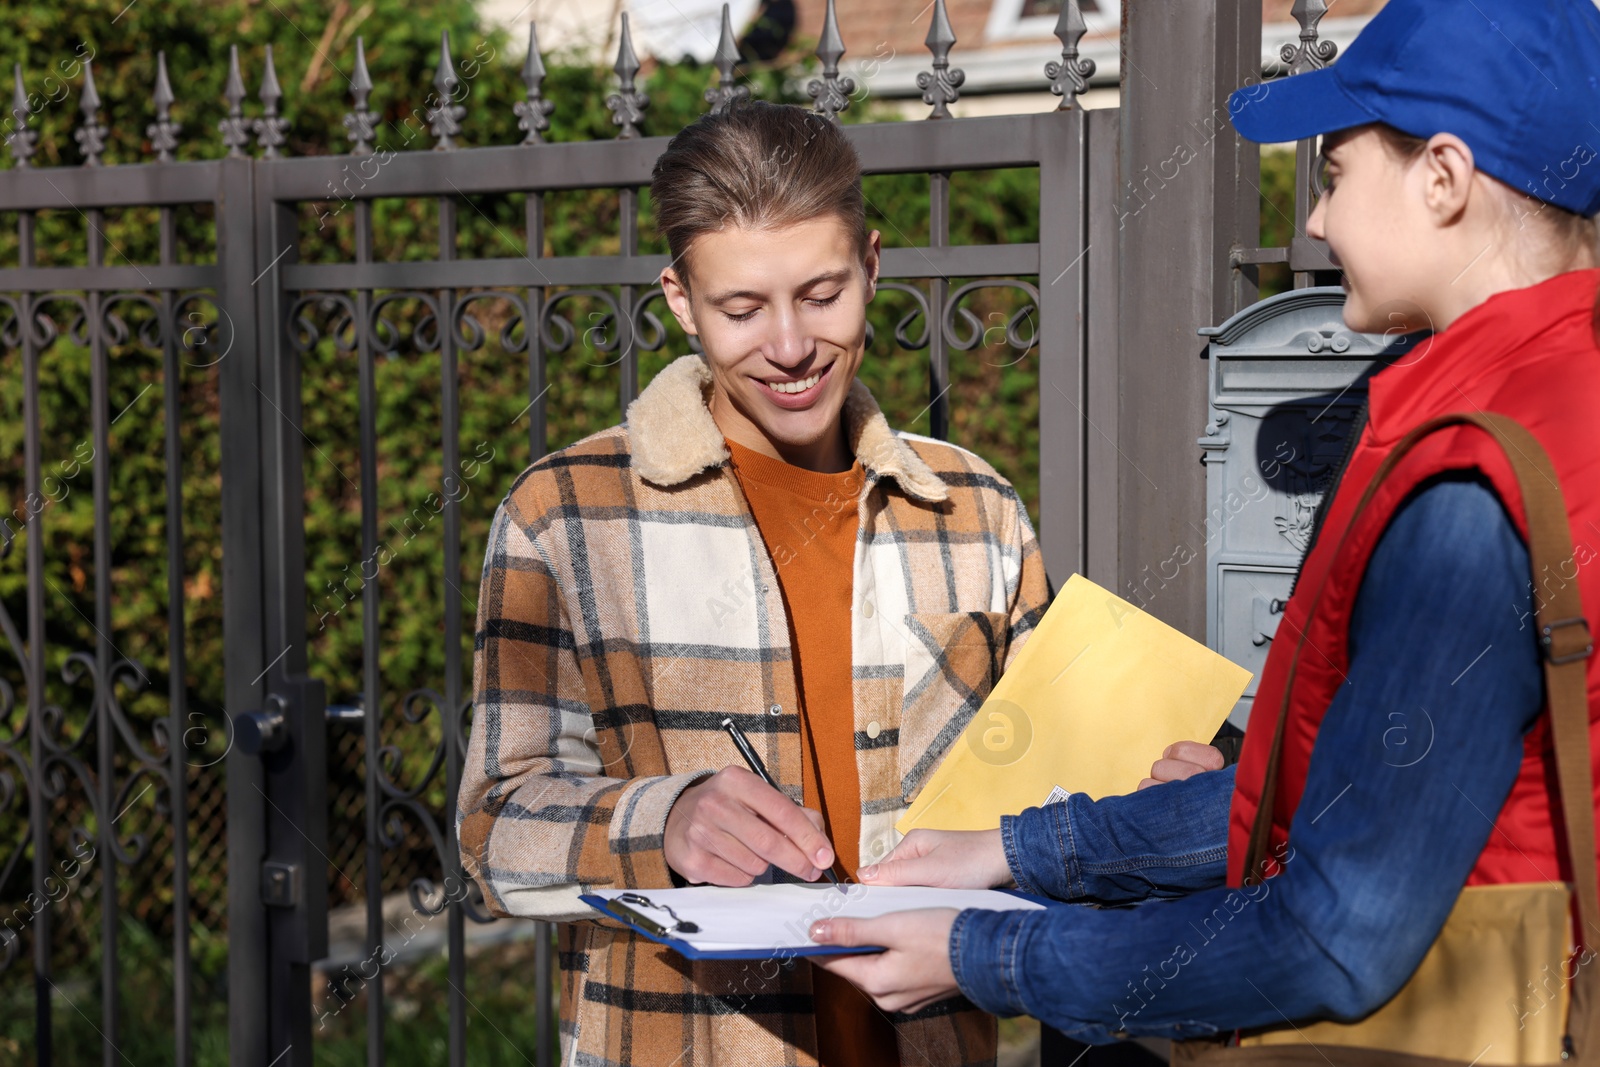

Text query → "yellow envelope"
[896,574,1253,834]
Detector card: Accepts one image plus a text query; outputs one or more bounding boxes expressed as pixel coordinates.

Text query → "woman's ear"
[1420,133,1477,226]
[661,266,698,336]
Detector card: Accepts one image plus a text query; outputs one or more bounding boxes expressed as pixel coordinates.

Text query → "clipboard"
[580,884,1055,960]
[581,893,881,959]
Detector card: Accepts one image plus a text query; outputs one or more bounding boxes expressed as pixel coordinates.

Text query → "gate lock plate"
[261,861,302,908]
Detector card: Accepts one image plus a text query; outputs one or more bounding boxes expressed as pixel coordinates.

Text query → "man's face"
[661,216,881,469]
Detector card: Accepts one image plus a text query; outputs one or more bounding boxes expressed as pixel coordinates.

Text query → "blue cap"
[1228,0,1600,216]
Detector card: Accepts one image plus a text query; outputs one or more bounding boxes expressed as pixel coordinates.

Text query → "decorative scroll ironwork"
[705,4,750,115]
[514,24,555,145]
[606,14,649,139]
[343,38,376,156]
[369,290,442,354]
[1281,0,1338,74]
[287,292,360,355]
[631,288,671,353]
[374,689,494,919]
[100,290,166,350]
[916,0,965,120]
[148,51,181,162]
[74,60,107,165]
[807,0,855,121]
[863,282,933,350]
[290,285,676,369]
[27,291,91,349]
[451,290,529,352]
[0,497,31,975]
[540,288,628,363]
[1046,0,1097,109]
[943,280,1041,357]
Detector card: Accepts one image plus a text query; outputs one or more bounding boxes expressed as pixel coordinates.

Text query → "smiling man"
[457,101,1051,1067]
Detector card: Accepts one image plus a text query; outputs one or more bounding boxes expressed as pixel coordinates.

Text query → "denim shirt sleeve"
[949,474,1545,1042]
[1003,765,1234,904]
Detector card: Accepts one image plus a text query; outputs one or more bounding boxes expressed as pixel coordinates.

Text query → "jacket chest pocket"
[896,610,1008,797]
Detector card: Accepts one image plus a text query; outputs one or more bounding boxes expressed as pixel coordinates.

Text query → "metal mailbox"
[1199,286,1402,729]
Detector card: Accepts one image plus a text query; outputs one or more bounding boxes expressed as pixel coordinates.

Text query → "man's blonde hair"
[649,101,867,288]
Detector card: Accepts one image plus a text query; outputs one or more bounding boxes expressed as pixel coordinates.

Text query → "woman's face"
[1309,125,1594,336]
[661,216,881,472]
[1307,127,1439,336]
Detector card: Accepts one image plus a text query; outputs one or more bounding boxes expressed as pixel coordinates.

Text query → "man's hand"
[808,909,961,1014]
[665,766,834,885]
[858,828,1011,889]
[1137,740,1225,790]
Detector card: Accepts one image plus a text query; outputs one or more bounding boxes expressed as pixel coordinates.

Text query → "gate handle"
[238,696,365,756]
[325,701,365,728]
[236,694,289,756]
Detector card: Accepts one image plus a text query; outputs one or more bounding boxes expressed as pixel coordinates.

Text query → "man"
[458,101,1050,1066]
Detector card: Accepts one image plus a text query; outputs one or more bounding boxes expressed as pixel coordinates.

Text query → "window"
[985,0,1119,43]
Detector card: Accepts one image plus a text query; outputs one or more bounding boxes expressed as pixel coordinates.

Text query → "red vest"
[1228,269,1600,892]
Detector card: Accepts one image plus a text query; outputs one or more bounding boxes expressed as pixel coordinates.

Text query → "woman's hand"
[1137,740,1224,790]
[808,909,961,1014]
[858,828,1012,889]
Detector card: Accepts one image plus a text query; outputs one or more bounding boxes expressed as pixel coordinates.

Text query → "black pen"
[721,716,846,890]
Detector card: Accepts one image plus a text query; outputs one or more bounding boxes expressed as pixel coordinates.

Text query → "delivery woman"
[806,0,1600,1062]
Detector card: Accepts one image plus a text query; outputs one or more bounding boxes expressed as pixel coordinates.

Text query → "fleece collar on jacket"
[624,354,950,503]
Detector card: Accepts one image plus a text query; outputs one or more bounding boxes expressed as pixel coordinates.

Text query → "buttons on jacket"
[862,601,876,619]
[768,703,782,716]
[866,720,882,739]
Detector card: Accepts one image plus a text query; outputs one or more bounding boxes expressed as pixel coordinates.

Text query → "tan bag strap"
[1240,413,1598,955]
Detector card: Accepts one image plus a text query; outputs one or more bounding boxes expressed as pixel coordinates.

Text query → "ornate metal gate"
[0,1,1122,1063]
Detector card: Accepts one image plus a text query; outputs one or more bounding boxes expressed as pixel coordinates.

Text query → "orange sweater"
[726,438,900,1067]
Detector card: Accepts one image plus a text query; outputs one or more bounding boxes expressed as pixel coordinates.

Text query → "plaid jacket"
[459,354,1052,1067]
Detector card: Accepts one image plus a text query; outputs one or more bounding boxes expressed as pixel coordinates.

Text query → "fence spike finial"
[807,0,855,122]
[74,59,107,165]
[254,44,289,157]
[8,64,39,167]
[606,13,649,139]
[1045,0,1096,110]
[705,4,750,114]
[915,0,964,120]
[219,45,251,158]
[514,23,555,144]
[1281,0,1337,74]
[427,29,467,150]
[148,51,182,162]
[343,37,375,155]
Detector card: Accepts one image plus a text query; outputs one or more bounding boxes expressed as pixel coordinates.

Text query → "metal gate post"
[235,182,330,1067]
[1114,0,1262,639]
[1037,108,1089,589]
[217,154,271,1067]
